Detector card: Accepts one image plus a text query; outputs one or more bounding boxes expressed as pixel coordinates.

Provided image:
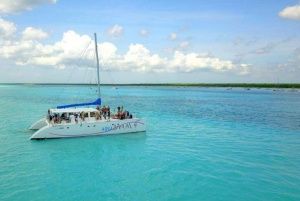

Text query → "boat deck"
[51,116,132,126]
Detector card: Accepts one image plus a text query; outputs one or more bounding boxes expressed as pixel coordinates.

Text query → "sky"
[0,0,300,84]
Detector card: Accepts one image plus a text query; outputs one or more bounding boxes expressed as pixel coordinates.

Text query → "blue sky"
[0,0,299,84]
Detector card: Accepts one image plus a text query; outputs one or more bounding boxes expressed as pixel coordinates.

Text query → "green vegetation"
[115,83,300,88]
[1,83,300,88]
[140,83,300,88]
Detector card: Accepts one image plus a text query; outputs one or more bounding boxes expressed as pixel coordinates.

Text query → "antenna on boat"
[94,33,101,107]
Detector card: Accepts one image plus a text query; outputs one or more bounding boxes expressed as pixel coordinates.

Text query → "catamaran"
[29,33,146,140]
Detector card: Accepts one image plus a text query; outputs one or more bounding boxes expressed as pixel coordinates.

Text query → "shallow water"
[1,85,300,200]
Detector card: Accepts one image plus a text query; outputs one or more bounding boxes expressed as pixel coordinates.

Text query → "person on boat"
[117,110,121,119]
[102,105,107,119]
[123,110,127,119]
[102,105,106,113]
[61,113,66,120]
[47,110,53,122]
[75,113,78,124]
[107,106,111,121]
[95,112,100,120]
[53,113,58,123]
[120,110,125,120]
[81,111,85,122]
[117,106,121,117]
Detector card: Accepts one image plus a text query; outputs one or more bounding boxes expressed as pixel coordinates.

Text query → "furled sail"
[56,98,101,109]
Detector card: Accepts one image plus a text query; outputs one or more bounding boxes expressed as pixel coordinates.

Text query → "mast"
[94,33,101,106]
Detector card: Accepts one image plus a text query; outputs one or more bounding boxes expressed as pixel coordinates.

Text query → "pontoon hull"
[29,118,48,130]
[30,118,146,140]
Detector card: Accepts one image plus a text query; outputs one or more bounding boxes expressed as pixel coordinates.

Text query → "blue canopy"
[57,98,101,109]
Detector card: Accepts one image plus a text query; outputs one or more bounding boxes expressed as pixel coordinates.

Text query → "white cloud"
[98,42,118,60]
[163,41,190,53]
[278,3,300,21]
[180,25,189,32]
[0,21,251,78]
[105,24,124,39]
[55,30,92,59]
[245,37,258,46]
[0,30,92,67]
[176,41,190,51]
[280,35,297,43]
[108,44,250,75]
[117,44,166,72]
[162,47,173,53]
[0,0,57,14]
[0,17,17,38]
[196,52,214,58]
[169,32,178,40]
[249,43,275,54]
[169,51,246,74]
[22,27,49,40]
[139,29,150,37]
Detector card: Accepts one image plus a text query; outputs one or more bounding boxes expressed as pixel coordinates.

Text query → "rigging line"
[81,49,96,86]
[87,51,99,99]
[74,49,97,101]
[97,54,116,87]
[88,52,97,85]
[57,39,93,101]
[99,55,117,88]
[99,54,126,106]
[86,52,98,95]
[74,39,94,98]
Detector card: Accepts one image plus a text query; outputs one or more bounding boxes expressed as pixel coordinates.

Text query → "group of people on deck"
[96,105,132,120]
[47,105,133,124]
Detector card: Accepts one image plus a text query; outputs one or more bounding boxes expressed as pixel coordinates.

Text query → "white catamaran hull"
[30,118,146,140]
[29,118,48,130]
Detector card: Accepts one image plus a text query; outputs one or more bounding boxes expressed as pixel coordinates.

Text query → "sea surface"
[0,85,300,201]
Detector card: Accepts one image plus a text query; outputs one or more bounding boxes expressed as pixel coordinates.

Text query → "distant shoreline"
[1,83,300,88]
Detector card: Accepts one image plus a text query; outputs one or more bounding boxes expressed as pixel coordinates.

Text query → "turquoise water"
[1,85,300,200]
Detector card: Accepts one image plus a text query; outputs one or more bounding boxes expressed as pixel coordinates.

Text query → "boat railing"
[49,111,142,126]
